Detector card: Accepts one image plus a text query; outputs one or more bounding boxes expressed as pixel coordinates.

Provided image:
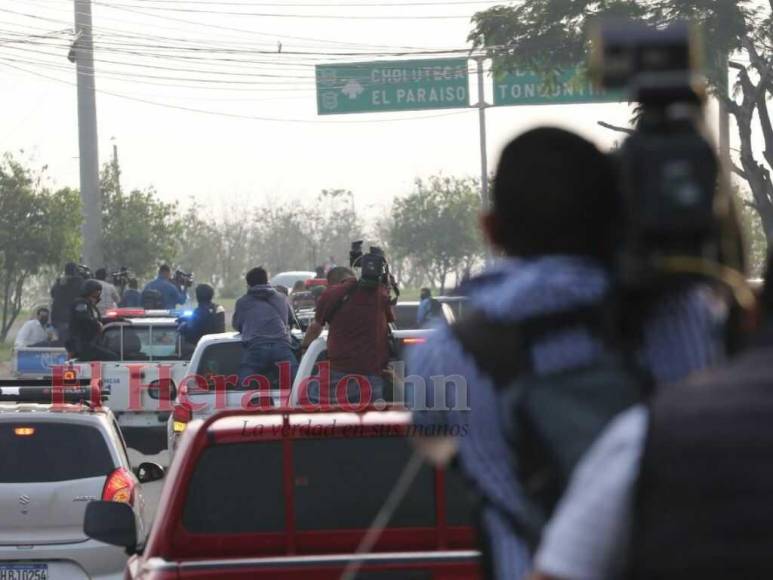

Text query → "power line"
[0,58,476,124]
[82,0,500,6]
[0,37,481,86]
[95,1,475,19]
[6,0,461,52]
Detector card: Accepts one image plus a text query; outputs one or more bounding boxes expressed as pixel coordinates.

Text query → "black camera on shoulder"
[349,241,400,304]
[591,20,745,290]
[174,270,194,289]
[111,266,131,290]
[75,264,92,279]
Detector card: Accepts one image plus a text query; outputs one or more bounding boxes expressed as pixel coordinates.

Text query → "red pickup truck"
[84,408,481,579]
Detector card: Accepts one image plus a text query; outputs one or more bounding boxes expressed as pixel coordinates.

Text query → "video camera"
[590,20,745,288]
[174,269,194,289]
[349,241,400,304]
[75,264,92,279]
[111,266,131,290]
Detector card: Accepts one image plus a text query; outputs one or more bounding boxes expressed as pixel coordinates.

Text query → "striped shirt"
[408,256,725,580]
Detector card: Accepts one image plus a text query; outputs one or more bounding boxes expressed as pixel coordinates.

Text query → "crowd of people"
[20,263,194,358]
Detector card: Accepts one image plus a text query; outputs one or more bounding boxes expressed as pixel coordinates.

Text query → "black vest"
[631,345,773,580]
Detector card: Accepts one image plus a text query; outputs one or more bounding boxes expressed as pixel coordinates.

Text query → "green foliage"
[388,175,483,293]
[0,154,81,339]
[172,190,362,300]
[100,163,183,279]
[175,202,222,288]
[470,0,773,246]
[738,190,769,277]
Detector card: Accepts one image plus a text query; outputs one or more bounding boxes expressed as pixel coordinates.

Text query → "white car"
[167,327,433,453]
[0,382,165,580]
[269,271,316,291]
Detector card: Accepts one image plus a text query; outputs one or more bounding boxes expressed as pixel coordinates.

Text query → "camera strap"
[323,282,359,325]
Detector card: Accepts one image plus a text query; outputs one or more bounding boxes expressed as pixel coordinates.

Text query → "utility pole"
[475,56,490,212]
[475,56,493,266]
[73,0,103,270]
[111,138,121,194]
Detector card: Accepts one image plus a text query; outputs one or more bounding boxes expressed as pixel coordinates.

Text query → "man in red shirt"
[300,266,394,405]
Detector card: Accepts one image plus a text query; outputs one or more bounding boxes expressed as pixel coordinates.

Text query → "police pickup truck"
[63,308,203,455]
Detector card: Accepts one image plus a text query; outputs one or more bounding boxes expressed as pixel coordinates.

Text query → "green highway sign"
[316,58,469,115]
[493,66,623,107]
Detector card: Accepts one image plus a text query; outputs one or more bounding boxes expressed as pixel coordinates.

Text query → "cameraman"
[50,262,84,344]
[94,268,120,316]
[142,264,187,310]
[300,266,395,405]
[408,128,732,580]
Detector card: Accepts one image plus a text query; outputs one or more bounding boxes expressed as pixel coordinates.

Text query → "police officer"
[67,279,118,361]
[179,284,225,348]
[50,262,84,344]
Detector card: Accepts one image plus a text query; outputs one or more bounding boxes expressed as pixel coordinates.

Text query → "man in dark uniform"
[67,279,118,361]
[179,284,225,349]
[50,262,84,344]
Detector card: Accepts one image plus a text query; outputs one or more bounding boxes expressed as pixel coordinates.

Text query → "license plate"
[0,564,48,580]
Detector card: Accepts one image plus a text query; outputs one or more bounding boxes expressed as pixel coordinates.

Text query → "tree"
[175,202,222,288]
[100,162,183,279]
[388,176,484,293]
[306,189,363,270]
[0,155,80,340]
[470,0,773,239]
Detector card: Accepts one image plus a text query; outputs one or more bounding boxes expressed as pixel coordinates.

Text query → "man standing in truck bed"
[301,266,395,405]
[233,267,298,389]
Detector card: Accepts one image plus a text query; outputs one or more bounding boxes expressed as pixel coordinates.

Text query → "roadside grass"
[0,341,12,365]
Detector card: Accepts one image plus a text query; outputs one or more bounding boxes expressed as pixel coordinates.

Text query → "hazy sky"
[0,0,757,220]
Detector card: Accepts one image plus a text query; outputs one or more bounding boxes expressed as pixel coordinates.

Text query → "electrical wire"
[95,1,476,20]
[6,0,466,52]
[36,0,503,6]
[0,59,477,124]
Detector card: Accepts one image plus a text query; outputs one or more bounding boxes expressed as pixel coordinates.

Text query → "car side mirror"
[84,501,137,553]
[135,462,165,483]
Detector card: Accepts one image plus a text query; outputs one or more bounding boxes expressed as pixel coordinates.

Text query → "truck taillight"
[173,402,192,433]
[102,467,136,505]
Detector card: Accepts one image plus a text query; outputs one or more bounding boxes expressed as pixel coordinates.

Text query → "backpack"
[141,288,164,309]
[452,305,645,547]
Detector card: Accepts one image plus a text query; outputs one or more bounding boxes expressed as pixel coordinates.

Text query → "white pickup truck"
[166,327,433,453]
[63,308,199,454]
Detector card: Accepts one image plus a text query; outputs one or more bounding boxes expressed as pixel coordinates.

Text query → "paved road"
[127,449,171,525]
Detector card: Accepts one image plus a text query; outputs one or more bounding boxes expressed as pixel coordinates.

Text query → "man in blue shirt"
[408,128,729,580]
[416,287,432,326]
[119,278,142,307]
[142,264,187,310]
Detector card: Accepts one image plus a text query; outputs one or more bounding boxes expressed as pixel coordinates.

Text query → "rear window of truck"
[195,342,242,380]
[103,325,183,361]
[181,433,475,536]
[0,422,114,483]
[183,442,285,533]
[293,437,435,530]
